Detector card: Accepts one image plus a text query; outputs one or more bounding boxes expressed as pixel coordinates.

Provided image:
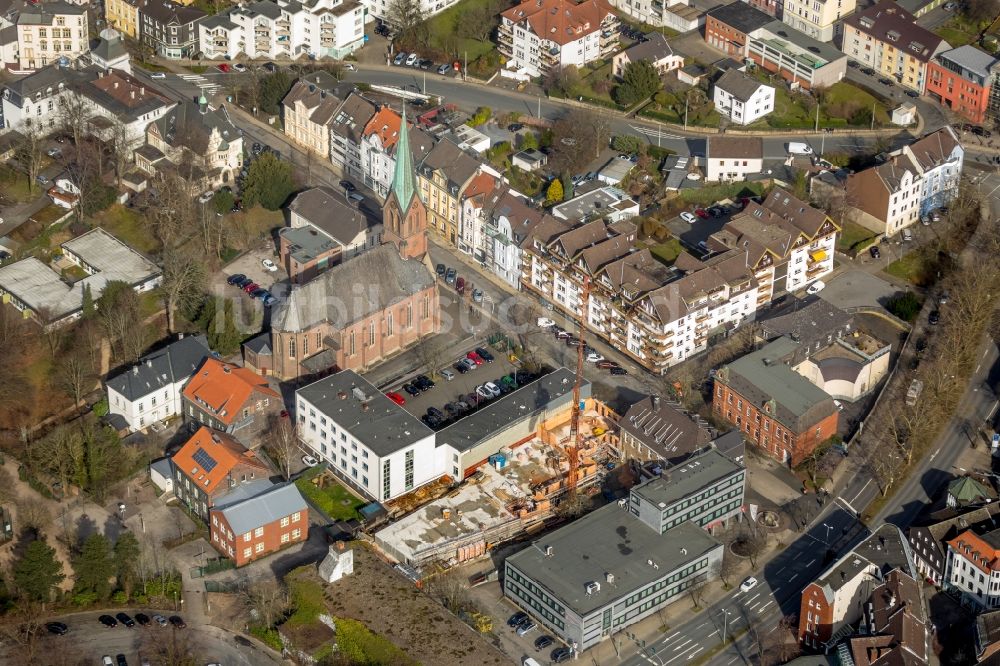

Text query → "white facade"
[199,0,365,61]
[460,195,489,261]
[706,154,764,182]
[360,130,396,200]
[945,542,1000,610]
[1,75,71,130]
[781,0,854,42]
[107,377,187,433]
[489,216,525,289]
[363,0,461,20]
[713,80,775,125]
[784,233,836,292]
[17,7,90,70]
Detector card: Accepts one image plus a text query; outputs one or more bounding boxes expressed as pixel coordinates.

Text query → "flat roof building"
[552,186,639,224]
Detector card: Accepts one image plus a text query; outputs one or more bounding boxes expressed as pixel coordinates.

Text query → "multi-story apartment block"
[458,171,502,260]
[846,569,930,665]
[482,188,553,289]
[363,0,460,21]
[139,0,205,59]
[198,0,365,61]
[926,45,1000,125]
[504,482,726,651]
[846,126,963,235]
[946,528,1000,610]
[712,70,775,125]
[105,334,211,433]
[417,138,482,247]
[16,1,88,70]
[908,501,1000,586]
[171,425,271,521]
[2,64,77,130]
[841,0,949,93]
[281,73,343,160]
[497,0,618,79]
[105,0,142,38]
[781,0,855,42]
[798,524,916,649]
[748,20,847,89]
[360,104,434,200]
[329,92,377,182]
[210,482,309,566]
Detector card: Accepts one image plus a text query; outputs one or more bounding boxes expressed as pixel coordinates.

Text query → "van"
[523,659,543,666]
[348,192,364,204]
[902,228,913,241]
[787,142,814,155]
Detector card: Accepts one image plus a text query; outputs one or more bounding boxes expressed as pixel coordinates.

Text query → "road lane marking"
[806,559,815,566]
[695,622,707,629]
[745,592,761,604]
[727,656,742,665]
[687,647,703,660]
[673,639,693,651]
[775,566,786,574]
[748,602,761,611]
[664,643,701,664]
[758,601,774,613]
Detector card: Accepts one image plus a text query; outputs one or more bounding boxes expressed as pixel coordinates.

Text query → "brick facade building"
[704,3,773,57]
[209,482,309,567]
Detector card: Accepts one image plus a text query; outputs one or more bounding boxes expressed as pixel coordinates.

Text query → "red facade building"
[925,45,999,125]
[209,482,309,567]
[705,2,773,57]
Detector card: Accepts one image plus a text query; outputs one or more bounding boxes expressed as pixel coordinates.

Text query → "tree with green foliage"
[242,152,294,211]
[545,179,564,205]
[468,106,492,127]
[614,61,661,107]
[81,283,95,319]
[13,540,64,603]
[198,299,243,354]
[114,532,141,597]
[213,189,235,216]
[74,533,115,601]
[886,291,922,322]
[520,131,539,150]
[560,171,574,200]
[256,70,293,115]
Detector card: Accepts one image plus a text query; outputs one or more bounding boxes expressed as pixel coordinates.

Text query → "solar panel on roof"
[192,448,218,473]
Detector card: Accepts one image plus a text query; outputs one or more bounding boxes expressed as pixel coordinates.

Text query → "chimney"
[336,541,345,551]
[131,90,135,100]
[114,81,119,89]
[140,86,145,96]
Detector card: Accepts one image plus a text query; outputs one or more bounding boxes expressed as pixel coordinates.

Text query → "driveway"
[819,270,900,311]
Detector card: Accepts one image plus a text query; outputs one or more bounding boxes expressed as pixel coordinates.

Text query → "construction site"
[371,397,621,568]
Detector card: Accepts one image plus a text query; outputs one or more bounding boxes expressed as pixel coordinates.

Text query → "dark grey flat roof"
[630,447,743,509]
[435,368,588,453]
[508,511,721,616]
[297,370,433,457]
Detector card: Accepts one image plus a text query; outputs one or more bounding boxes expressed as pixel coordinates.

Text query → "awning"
[810,250,827,262]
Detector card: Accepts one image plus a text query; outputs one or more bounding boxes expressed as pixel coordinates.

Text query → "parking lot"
[664,202,740,253]
[219,246,285,294]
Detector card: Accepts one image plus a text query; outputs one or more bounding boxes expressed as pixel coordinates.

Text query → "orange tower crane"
[566,275,591,495]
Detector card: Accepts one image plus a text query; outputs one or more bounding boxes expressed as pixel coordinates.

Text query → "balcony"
[497,43,513,57]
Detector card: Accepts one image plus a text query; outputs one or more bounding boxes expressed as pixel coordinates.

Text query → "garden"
[294,467,367,521]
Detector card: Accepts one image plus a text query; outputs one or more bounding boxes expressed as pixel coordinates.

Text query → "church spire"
[391,106,416,211]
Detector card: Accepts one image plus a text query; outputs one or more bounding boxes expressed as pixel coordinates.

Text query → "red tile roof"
[171,426,269,495]
[502,0,615,46]
[949,530,1000,574]
[182,358,279,426]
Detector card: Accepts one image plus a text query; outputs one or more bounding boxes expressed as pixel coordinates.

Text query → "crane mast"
[566,275,591,496]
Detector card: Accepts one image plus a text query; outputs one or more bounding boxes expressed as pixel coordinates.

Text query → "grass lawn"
[185,65,208,74]
[423,0,495,62]
[836,220,879,252]
[648,238,684,265]
[134,60,171,73]
[749,80,889,129]
[935,15,984,46]
[30,204,69,226]
[567,62,620,109]
[679,182,764,206]
[90,204,161,255]
[885,250,931,285]
[0,164,36,203]
[295,473,366,521]
[140,291,163,318]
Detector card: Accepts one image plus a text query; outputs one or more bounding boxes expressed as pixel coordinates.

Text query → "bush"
[886,291,922,322]
[72,590,98,606]
[612,135,643,154]
[92,398,109,417]
[112,590,128,604]
[249,625,283,651]
[468,106,492,127]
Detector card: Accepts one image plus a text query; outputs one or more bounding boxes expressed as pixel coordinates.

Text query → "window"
[255,542,265,553]
[404,450,414,491]
[254,527,264,538]
[288,338,296,358]
[243,533,251,542]
[281,517,289,527]
[281,533,290,544]
[292,528,301,539]
[383,459,391,500]
[243,548,252,559]
[292,512,301,522]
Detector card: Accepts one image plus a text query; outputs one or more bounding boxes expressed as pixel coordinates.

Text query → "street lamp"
[822,522,833,544]
[718,608,732,645]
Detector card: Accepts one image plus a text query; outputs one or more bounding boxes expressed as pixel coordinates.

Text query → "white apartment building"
[482,190,551,289]
[359,105,433,200]
[497,0,619,79]
[712,70,775,125]
[198,0,365,61]
[846,126,963,236]
[781,0,855,42]
[329,92,377,183]
[705,136,764,182]
[295,372,442,501]
[1,63,75,130]
[105,335,212,432]
[16,1,89,70]
[458,172,502,261]
[945,529,1000,610]
[363,0,460,20]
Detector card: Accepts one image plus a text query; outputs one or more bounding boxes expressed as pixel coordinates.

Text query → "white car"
[586,352,605,363]
[740,577,759,593]
[440,368,456,381]
[806,280,826,295]
[787,142,814,155]
[537,317,556,328]
[262,258,278,272]
[834,399,844,411]
[405,53,419,66]
[301,454,319,467]
[476,385,494,401]
[343,63,357,71]
[484,382,502,397]
[149,72,166,79]
[197,191,214,204]
[680,212,698,224]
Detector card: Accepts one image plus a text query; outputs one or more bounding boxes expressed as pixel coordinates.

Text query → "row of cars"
[507,612,571,663]
[679,198,758,225]
[435,263,485,302]
[96,611,186,629]
[391,51,455,76]
[226,271,278,307]
[536,318,628,375]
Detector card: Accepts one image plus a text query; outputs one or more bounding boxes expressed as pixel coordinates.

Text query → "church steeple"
[391,106,417,212]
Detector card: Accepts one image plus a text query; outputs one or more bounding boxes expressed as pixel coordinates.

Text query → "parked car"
[98,615,118,628]
[405,53,419,66]
[242,282,259,293]
[152,615,168,627]
[878,77,893,86]
[586,352,605,363]
[694,208,709,219]
[552,648,572,663]
[150,72,166,79]
[46,147,62,158]
[436,263,446,276]
[596,360,619,369]
[869,245,881,259]
[507,612,529,628]
[454,361,469,374]
[806,280,826,295]
[419,59,433,69]
[393,52,407,66]
[385,391,405,406]
[472,288,483,303]
[466,351,484,365]
[516,620,537,636]
[902,228,913,242]
[905,90,919,98]
[437,63,451,75]
[455,276,466,294]
[414,374,435,390]
[233,62,246,71]
[680,212,697,224]
[476,385,496,401]
[261,258,278,272]
[460,357,478,371]
[340,179,356,192]
[500,375,517,390]
[135,613,150,627]
[445,268,456,284]
[422,413,442,428]
[402,382,421,396]
[474,347,494,363]
[46,622,68,635]
[227,273,247,285]
[484,381,502,397]
[301,454,318,467]
[168,616,186,629]
[197,191,214,204]
[610,367,628,375]
[427,406,446,420]
[537,317,555,328]
[929,310,940,325]
[440,368,456,381]
[116,613,136,628]
[217,63,230,72]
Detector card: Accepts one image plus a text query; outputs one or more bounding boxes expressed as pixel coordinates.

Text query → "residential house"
[712,70,775,125]
[364,0,460,21]
[210,482,309,566]
[270,110,440,381]
[976,610,1000,663]
[552,186,639,223]
[705,136,764,181]
[170,425,271,521]
[295,370,437,500]
[105,334,211,432]
[907,501,1000,586]
[281,73,344,160]
[1,62,78,130]
[16,1,89,70]
[497,0,619,79]
[241,332,273,376]
[798,524,916,649]
[359,104,434,200]
[281,185,380,283]
[845,569,930,666]
[612,32,683,78]
[483,189,555,289]
[607,0,703,30]
[0,228,161,328]
[458,171,502,261]
[511,149,547,172]
[137,99,244,191]
[781,0,856,42]
[105,0,142,38]
[619,394,714,464]
[846,126,963,235]
[712,337,839,465]
[197,0,365,62]
[945,528,1000,610]
[328,91,376,182]
[704,2,774,59]
[138,0,205,59]
[47,172,80,209]
[418,137,483,247]
[946,476,996,509]
[747,20,848,89]
[505,494,724,650]
[926,46,1000,125]
[181,358,281,438]
[842,0,949,93]
[77,68,176,147]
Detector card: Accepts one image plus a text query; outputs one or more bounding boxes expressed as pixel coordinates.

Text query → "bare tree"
[0,603,47,663]
[139,624,199,666]
[687,572,709,610]
[732,527,768,568]
[15,120,46,194]
[264,414,298,480]
[31,426,84,499]
[236,575,289,627]
[16,500,52,536]
[58,347,95,409]
[160,246,207,333]
[414,336,450,379]
[58,91,90,148]
[107,117,136,189]
[425,568,471,614]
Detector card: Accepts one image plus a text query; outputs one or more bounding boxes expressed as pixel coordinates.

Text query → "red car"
[242,282,259,293]
[466,351,484,365]
[217,63,230,73]
[456,276,466,295]
[385,391,405,406]
[695,208,710,219]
